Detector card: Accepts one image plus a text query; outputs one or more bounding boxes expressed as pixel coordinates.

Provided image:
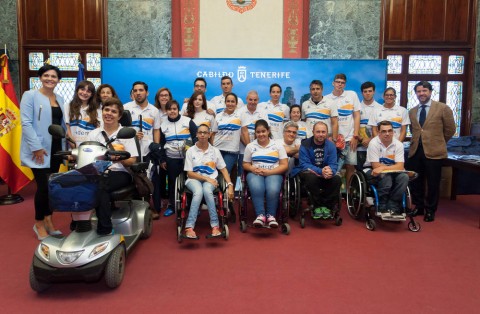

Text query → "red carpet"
[0,182,479,313]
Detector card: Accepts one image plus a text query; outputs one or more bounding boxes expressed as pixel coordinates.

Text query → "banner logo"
[237,66,247,82]
[226,0,257,14]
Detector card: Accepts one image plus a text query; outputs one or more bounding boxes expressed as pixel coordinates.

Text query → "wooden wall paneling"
[84,0,102,40]
[23,0,48,41]
[410,0,446,42]
[48,0,84,40]
[444,0,471,42]
[385,0,408,42]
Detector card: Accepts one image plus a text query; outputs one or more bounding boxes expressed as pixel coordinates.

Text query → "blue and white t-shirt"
[243,139,288,170]
[184,143,226,185]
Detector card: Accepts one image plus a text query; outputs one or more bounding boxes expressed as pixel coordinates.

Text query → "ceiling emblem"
[226,0,257,14]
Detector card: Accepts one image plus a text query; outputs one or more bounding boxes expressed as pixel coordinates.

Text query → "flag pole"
[0,45,27,205]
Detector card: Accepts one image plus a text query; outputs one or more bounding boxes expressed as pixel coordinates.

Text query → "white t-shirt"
[258,101,290,140]
[301,97,338,138]
[366,136,405,167]
[239,106,269,154]
[358,100,382,152]
[243,139,288,170]
[123,102,161,157]
[192,110,218,132]
[368,105,410,140]
[325,90,361,141]
[160,116,194,159]
[88,125,138,173]
[184,143,226,185]
[210,94,245,114]
[213,110,242,152]
[293,120,308,140]
[64,103,102,147]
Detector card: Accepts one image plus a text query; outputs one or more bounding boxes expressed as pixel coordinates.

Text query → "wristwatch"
[226,182,233,187]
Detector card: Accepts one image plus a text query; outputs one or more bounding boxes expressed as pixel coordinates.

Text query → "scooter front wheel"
[104,244,126,289]
[30,263,51,293]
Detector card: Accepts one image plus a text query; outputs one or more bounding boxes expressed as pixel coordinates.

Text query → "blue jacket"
[290,137,338,177]
[20,89,66,169]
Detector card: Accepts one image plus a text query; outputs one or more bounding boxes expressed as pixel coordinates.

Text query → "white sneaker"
[266,215,278,228]
[253,214,266,227]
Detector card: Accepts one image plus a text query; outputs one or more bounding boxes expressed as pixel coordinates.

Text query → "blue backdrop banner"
[101,58,388,106]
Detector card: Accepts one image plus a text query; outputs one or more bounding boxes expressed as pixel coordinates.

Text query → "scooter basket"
[48,161,111,212]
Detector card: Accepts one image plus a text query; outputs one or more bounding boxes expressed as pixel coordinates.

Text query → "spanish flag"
[0,54,34,193]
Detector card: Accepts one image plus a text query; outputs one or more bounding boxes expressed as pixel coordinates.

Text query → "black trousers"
[299,172,342,209]
[31,157,62,221]
[406,144,444,213]
[96,171,132,234]
[166,158,185,208]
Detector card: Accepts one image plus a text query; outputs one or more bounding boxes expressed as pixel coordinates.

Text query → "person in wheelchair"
[87,98,138,235]
[243,119,288,228]
[276,121,301,174]
[291,121,341,219]
[365,120,409,218]
[183,124,235,238]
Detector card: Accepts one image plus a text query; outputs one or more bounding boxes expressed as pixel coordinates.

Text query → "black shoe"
[424,212,435,222]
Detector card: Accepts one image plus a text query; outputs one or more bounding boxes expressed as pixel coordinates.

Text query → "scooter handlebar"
[54,150,72,157]
[106,150,131,161]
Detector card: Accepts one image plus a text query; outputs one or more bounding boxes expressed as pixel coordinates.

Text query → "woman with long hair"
[65,80,101,147]
[243,119,288,228]
[185,91,217,143]
[20,64,65,240]
[154,87,172,122]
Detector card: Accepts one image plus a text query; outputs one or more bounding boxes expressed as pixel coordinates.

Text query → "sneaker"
[312,208,322,219]
[321,207,332,219]
[164,206,174,217]
[266,215,278,228]
[253,214,266,227]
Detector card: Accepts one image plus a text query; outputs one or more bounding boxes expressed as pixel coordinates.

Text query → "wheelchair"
[346,169,421,232]
[238,173,291,235]
[174,172,231,242]
[287,174,343,228]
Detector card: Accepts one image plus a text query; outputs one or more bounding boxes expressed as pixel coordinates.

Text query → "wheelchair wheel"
[224,224,230,240]
[347,172,366,219]
[408,221,421,232]
[177,226,183,243]
[366,218,376,231]
[300,217,305,228]
[281,223,291,235]
[335,216,343,226]
[240,220,247,233]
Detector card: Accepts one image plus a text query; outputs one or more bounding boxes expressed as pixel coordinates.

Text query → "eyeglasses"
[334,81,346,85]
[380,129,394,134]
[194,85,206,88]
[285,130,297,134]
[159,94,170,97]
[197,131,210,135]
[384,94,396,97]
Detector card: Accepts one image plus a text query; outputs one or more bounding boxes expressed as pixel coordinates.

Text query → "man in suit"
[407,81,456,222]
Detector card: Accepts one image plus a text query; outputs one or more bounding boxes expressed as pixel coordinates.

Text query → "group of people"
[20,64,456,240]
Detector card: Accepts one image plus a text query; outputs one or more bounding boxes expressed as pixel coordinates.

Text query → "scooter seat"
[130,162,148,172]
[110,184,136,201]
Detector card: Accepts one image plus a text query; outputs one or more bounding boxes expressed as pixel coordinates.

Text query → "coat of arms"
[226,0,257,14]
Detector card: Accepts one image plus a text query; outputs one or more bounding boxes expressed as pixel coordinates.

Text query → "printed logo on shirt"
[218,118,242,131]
[380,154,396,165]
[338,103,354,117]
[305,108,331,120]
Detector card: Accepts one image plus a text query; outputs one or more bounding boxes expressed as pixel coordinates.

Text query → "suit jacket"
[408,100,456,159]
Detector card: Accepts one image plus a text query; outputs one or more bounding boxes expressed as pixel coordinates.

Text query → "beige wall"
[199,0,283,58]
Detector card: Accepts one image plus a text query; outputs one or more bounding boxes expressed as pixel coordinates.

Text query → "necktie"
[419,105,426,127]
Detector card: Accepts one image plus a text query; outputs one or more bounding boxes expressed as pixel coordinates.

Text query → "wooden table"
[443,154,480,200]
